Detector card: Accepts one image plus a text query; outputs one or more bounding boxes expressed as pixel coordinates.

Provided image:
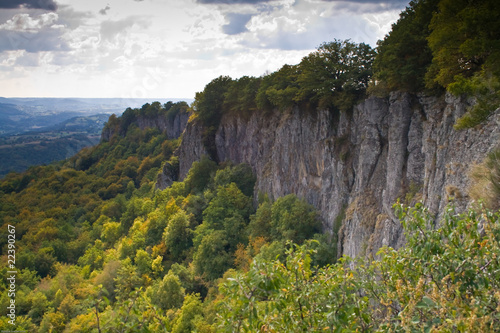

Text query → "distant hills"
[0,97,192,136]
[0,97,192,177]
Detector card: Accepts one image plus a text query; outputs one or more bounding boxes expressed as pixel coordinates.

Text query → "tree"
[212,163,256,197]
[270,194,322,244]
[163,210,193,260]
[296,39,375,110]
[202,183,253,231]
[427,0,500,88]
[256,64,301,111]
[193,230,233,280]
[426,0,500,128]
[184,156,218,194]
[248,201,272,240]
[150,271,185,310]
[371,0,438,94]
[114,258,141,299]
[217,203,500,331]
[171,294,204,333]
[223,76,261,114]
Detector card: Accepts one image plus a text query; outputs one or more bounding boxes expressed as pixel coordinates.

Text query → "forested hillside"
[1,0,500,331]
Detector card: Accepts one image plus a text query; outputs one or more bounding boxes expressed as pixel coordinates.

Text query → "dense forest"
[1,0,500,331]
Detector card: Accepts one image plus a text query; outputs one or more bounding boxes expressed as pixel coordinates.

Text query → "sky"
[0,0,410,99]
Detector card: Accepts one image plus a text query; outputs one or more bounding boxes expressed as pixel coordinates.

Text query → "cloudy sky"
[0,0,409,99]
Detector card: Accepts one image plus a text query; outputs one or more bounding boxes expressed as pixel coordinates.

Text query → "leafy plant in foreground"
[217,202,500,332]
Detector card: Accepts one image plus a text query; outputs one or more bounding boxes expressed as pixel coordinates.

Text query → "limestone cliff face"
[101,111,190,142]
[135,112,189,140]
[171,92,500,257]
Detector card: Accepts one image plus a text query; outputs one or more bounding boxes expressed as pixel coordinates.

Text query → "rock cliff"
[166,92,500,258]
[101,111,190,142]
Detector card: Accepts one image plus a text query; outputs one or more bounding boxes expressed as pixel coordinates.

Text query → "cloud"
[323,0,408,13]
[0,13,68,53]
[0,13,58,32]
[15,51,39,66]
[0,28,68,53]
[99,5,111,15]
[100,16,150,42]
[0,0,58,11]
[197,0,275,3]
[222,12,252,35]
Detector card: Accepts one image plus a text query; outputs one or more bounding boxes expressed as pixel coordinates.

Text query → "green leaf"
[416,296,436,309]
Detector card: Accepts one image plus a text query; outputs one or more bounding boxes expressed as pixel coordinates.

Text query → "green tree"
[203,183,253,230]
[217,203,500,332]
[270,194,322,244]
[427,0,500,88]
[184,156,218,194]
[163,210,193,260]
[297,39,376,110]
[114,258,141,299]
[172,294,204,333]
[223,76,261,114]
[256,64,300,111]
[193,230,233,280]
[212,163,256,197]
[248,200,272,240]
[150,271,185,310]
[425,0,500,129]
[371,0,438,94]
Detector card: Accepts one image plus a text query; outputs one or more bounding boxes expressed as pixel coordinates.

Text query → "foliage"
[163,210,193,261]
[469,148,500,210]
[218,203,500,332]
[426,0,500,128]
[269,194,322,244]
[426,0,500,88]
[451,72,500,129]
[296,39,376,110]
[149,271,185,310]
[256,64,301,111]
[183,155,218,194]
[212,162,256,197]
[371,0,438,95]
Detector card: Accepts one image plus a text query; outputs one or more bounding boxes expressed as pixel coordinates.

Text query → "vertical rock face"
[101,111,190,142]
[136,112,190,140]
[169,92,500,257]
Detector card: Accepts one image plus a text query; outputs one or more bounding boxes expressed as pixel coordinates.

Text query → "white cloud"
[0,12,58,32]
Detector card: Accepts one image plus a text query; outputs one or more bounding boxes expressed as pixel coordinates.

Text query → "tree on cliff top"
[370,0,438,95]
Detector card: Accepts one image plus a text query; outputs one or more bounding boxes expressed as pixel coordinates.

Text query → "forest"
[1,0,500,331]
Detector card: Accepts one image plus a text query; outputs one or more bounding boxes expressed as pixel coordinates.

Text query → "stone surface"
[101,111,190,142]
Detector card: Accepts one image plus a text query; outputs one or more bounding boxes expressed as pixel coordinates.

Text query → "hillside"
[1,0,500,331]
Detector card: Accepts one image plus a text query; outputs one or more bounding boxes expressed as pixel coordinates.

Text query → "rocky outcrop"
[101,111,190,142]
[166,92,500,258]
[136,112,190,140]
